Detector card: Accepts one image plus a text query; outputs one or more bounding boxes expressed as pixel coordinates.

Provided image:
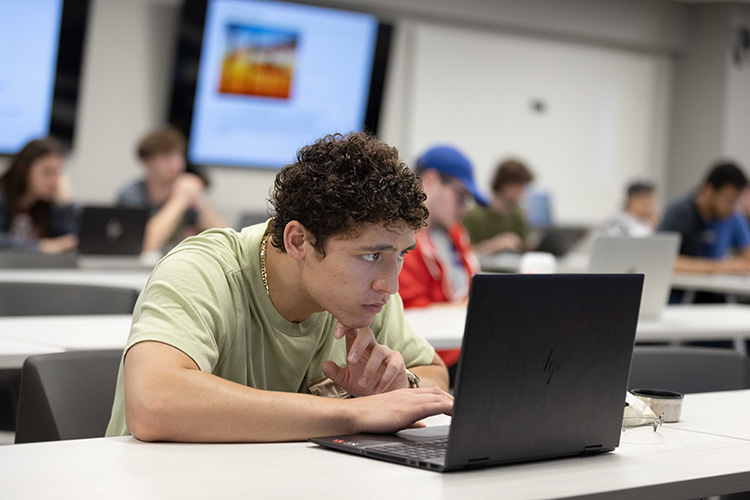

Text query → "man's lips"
[362,302,387,313]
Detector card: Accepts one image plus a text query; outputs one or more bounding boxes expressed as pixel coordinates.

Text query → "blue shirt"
[700,213,750,259]
[659,193,750,258]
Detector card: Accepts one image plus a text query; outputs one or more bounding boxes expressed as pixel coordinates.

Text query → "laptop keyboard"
[369,437,448,461]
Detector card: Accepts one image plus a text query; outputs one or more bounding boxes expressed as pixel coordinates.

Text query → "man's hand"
[718,257,750,275]
[39,234,78,254]
[322,322,409,397]
[349,387,454,434]
[171,173,205,207]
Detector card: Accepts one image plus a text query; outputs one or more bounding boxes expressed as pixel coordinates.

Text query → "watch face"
[406,369,420,388]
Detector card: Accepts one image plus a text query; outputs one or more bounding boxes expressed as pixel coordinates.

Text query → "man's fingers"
[346,327,374,364]
[358,347,389,388]
[372,353,403,393]
[321,360,345,386]
[333,322,349,340]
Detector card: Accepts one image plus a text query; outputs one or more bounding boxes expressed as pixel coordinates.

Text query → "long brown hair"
[0,137,66,236]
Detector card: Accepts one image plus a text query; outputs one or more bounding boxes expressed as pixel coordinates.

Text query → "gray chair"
[0,282,139,316]
[15,350,122,443]
[237,212,269,229]
[629,346,750,394]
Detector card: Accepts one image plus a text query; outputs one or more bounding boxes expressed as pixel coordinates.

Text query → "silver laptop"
[311,273,643,472]
[77,206,149,268]
[588,233,680,321]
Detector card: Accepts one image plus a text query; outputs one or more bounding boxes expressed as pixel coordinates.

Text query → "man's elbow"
[125,394,174,442]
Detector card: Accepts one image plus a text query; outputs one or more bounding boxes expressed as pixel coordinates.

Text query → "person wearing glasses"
[398,145,486,380]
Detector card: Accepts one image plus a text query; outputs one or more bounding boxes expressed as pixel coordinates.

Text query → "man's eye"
[363,253,379,262]
[398,250,409,261]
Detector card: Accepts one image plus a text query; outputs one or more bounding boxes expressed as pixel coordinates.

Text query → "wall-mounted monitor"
[169,0,392,169]
[0,0,89,155]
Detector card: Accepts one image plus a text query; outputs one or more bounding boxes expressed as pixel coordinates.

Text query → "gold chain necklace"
[260,233,270,295]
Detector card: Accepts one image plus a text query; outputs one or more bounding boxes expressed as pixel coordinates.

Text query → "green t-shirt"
[105,222,436,437]
[462,204,528,245]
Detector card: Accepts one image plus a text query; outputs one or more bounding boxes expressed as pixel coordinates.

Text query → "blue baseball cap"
[416,145,489,206]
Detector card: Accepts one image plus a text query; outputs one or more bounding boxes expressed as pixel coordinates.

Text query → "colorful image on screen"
[219,24,298,99]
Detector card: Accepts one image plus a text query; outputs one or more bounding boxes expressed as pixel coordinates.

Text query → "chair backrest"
[629,346,750,394]
[15,349,123,443]
[0,252,77,269]
[0,282,138,316]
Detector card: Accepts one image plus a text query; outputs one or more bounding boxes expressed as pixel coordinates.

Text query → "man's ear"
[284,221,310,261]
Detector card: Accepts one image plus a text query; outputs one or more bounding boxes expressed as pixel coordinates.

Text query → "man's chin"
[334,313,376,330]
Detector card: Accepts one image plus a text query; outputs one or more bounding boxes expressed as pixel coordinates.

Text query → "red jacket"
[399,224,479,366]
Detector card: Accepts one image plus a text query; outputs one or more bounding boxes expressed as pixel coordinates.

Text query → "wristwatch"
[405,368,420,389]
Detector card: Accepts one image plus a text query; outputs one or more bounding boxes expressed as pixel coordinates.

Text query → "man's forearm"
[196,196,228,231]
[125,343,452,442]
[410,355,449,392]
[143,198,190,252]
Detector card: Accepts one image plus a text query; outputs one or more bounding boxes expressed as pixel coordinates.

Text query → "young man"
[398,145,485,371]
[659,162,750,274]
[602,180,659,238]
[116,127,227,253]
[462,159,534,256]
[106,132,452,442]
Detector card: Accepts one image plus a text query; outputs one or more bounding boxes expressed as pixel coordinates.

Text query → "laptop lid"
[534,226,588,256]
[588,234,680,321]
[311,273,643,472]
[77,206,149,256]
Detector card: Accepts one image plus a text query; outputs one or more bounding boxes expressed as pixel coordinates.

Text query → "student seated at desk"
[106,132,452,442]
[659,162,750,275]
[398,145,485,377]
[0,137,78,254]
[602,179,659,238]
[116,127,227,255]
[462,159,534,256]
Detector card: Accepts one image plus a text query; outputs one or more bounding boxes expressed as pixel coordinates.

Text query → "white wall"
[723,4,750,169]
[4,0,698,227]
[405,22,671,224]
[667,3,750,201]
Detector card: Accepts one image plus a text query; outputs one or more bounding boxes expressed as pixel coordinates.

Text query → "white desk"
[406,303,750,352]
[2,392,750,499]
[672,272,750,301]
[670,389,750,441]
[0,338,63,369]
[0,315,132,368]
[0,268,152,292]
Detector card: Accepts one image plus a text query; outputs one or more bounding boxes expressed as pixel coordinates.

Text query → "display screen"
[0,0,88,154]
[171,0,390,169]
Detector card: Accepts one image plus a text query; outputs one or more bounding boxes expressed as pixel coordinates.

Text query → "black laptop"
[77,206,149,256]
[533,226,589,256]
[311,273,643,472]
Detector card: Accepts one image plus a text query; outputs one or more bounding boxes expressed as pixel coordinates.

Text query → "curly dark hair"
[269,132,428,255]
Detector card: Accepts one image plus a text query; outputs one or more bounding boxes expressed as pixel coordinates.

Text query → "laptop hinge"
[466,457,489,468]
[582,445,603,455]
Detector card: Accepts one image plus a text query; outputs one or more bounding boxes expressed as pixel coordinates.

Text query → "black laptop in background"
[77,206,149,263]
[311,273,644,472]
[532,226,589,256]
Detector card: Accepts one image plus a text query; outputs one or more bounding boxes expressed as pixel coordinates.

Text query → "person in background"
[462,159,534,256]
[602,180,659,237]
[106,132,451,442]
[0,137,78,253]
[398,145,486,378]
[117,126,227,254]
[659,162,750,275]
